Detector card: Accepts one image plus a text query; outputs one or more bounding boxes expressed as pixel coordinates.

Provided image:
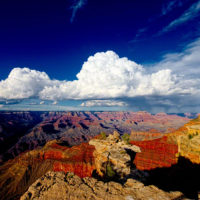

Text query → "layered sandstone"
[1,111,190,163]
[171,116,200,164]
[129,116,200,170]
[0,141,95,200]
[130,137,178,170]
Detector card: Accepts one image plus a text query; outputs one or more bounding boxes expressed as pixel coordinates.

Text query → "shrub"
[188,134,193,139]
[100,132,107,140]
[121,133,130,144]
[67,173,74,178]
[106,163,115,177]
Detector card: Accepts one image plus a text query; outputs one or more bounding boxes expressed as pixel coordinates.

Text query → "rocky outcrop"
[20,171,184,200]
[89,131,140,177]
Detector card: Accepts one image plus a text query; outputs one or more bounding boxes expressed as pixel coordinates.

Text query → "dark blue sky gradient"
[0,0,199,81]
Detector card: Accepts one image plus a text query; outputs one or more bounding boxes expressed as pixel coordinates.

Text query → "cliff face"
[0,141,96,200]
[130,137,178,170]
[1,111,190,163]
[171,116,200,164]
[0,111,43,162]
[0,132,143,200]
[130,116,200,170]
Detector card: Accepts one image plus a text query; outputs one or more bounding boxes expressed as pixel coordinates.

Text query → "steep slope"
[129,116,200,171]
[0,111,43,162]
[169,116,200,164]
[130,136,178,170]
[0,141,95,200]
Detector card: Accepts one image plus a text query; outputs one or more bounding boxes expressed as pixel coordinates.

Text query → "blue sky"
[0,0,200,112]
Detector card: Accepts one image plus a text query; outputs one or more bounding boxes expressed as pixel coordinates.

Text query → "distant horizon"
[0,109,198,116]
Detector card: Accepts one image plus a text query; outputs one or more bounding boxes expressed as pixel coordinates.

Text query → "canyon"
[0,111,199,199]
[0,111,190,163]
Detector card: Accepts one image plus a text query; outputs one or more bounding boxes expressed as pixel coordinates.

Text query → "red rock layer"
[130,131,164,141]
[40,142,96,178]
[53,162,95,178]
[130,136,178,170]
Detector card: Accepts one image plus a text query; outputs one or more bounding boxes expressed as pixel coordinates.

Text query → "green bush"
[121,133,130,144]
[100,132,107,140]
[188,134,193,139]
[106,163,115,177]
[67,173,74,178]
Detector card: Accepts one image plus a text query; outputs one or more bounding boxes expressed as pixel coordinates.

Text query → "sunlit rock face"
[130,116,200,170]
[41,142,96,178]
[171,116,200,164]
[130,137,178,170]
[20,171,183,200]
[89,131,141,177]
[0,141,96,200]
[51,143,96,178]
[0,132,142,200]
[130,130,164,141]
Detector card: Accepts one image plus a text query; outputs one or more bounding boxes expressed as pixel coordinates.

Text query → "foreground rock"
[20,171,184,200]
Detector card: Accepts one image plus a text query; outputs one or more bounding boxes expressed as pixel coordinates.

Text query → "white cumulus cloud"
[81,100,128,107]
[39,51,181,100]
[0,68,60,100]
[0,38,200,113]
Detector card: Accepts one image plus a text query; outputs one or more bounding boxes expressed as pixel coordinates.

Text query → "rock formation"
[20,171,184,200]
[89,131,140,177]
